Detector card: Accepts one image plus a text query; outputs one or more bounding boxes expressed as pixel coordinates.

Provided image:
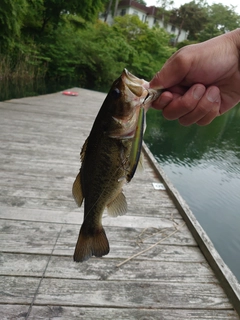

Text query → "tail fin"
[73,225,110,262]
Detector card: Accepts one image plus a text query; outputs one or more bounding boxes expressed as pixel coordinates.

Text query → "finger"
[151,91,173,110]
[196,106,220,125]
[178,86,220,126]
[162,84,206,120]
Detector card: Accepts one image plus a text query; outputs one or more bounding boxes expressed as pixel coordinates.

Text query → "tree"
[0,0,28,51]
[112,15,174,79]
[157,0,174,26]
[169,1,209,42]
[198,3,240,41]
[136,0,147,5]
[28,0,108,33]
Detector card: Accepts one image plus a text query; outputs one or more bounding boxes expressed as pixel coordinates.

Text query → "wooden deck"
[0,88,239,319]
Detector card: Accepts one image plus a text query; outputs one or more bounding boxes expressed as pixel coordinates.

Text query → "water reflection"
[0,78,109,102]
[0,78,81,102]
[145,107,240,282]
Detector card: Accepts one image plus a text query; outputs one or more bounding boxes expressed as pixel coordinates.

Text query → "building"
[100,0,188,43]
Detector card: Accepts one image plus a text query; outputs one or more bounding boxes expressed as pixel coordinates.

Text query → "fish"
[72,69,161,262]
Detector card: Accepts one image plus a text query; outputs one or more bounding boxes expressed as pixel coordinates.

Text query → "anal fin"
[72,172,84,207]
[107,191,127,217]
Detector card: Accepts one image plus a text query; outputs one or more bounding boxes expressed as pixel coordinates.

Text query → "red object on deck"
[62,91,78,96]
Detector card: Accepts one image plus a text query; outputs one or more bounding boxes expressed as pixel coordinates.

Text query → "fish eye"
[112,88,121,99]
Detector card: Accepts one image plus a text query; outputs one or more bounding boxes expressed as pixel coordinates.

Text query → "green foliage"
[0,38,48,79]
[136,0,147,5]
[0,2,174,88]
[40,16,174,90]
[113,15,174,79]
[208,3,240,32]
[42,21,133,88]
[198,4,240,41]
[176,39,197,50]
[2,0,240,89]
[170,1,209,41]
[0,0,28,51]
[168,0,240,42]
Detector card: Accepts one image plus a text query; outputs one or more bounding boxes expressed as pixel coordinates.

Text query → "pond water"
[145,107,240,282]
[1,79,239,282]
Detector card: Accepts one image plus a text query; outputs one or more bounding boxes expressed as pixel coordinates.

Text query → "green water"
[1,79,240,282]
[145,107,240,282]
[0,78,81,102]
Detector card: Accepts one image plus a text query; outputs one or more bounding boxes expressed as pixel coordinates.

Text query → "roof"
[119,0,158,16]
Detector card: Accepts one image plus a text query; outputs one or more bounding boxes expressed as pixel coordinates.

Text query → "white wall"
[100,6,188,43]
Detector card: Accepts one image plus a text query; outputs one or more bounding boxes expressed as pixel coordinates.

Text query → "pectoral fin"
[72,172,84,207]
[107,191,127,217]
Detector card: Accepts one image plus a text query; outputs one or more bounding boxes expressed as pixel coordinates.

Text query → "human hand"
[150,29,240,125]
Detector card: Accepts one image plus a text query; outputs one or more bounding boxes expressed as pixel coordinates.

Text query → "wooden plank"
[47,255,216,282]
[1,305,238,320]
[0,186,177,218]
[0,219,196,250]
[0,220,201,261]
[0,132,81,149]
[34,278,231,309]
[0,252,215,283]
[143,142,240,316]
[0,108,92,123]
[29,306,240,320]
[0,305,30,320]
[0,220,61,254]
[0,195,76,210]
[0,276,40,304]
[1,87,105,108]
[53,240,204,262]
[0,253,48,277]
[0,173,173,200]
[0,207,183,228]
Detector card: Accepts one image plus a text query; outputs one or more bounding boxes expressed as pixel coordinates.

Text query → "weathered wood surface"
[0,88,239,319]
[1,305,239,320]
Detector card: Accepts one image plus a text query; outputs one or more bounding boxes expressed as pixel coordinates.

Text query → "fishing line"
[25,226,63,319]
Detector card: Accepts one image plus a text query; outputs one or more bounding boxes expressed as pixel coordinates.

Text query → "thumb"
[150,50,190,89]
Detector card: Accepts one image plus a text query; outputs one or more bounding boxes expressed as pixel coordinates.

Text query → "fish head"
[106,69,161,139]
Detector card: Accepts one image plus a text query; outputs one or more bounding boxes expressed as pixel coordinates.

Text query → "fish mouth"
[122,69,149,99]
[109,69,162,139]
[122,69,162,108]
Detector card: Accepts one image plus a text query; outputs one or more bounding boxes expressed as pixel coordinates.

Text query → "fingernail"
[193,86,205,100]
[158,100,168,109]
[152,99,167,110]
[207,87,220,102]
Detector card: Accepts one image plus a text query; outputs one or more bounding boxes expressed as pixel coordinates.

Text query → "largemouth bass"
[72,69,161,262]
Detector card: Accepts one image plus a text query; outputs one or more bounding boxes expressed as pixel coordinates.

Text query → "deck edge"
[142,141,240,317]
